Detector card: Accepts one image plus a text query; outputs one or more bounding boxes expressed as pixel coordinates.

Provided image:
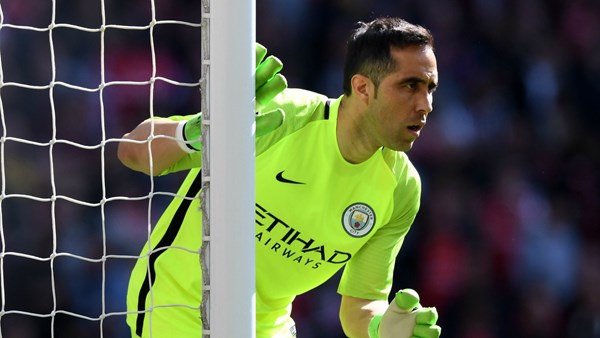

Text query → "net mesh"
[0,0,202,336]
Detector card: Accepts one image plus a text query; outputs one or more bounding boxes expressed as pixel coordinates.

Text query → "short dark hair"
[342,17,434,96]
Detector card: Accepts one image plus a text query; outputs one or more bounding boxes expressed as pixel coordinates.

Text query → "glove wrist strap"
[175,120,199,153]
[368,314,383,338]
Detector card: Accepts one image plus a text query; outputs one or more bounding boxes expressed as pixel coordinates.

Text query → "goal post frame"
[202,0,256,336]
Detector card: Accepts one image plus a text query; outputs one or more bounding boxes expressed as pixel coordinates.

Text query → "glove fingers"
[254,43,286,130]
[412,323,441,338]
[256,74,287,108]
[256,55,284,88]
[256,42,267,67]
[395,289,421,311]
[415,307,438,325]
[256,108,285,137]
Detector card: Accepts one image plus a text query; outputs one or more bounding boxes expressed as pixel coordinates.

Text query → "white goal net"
[0,0,253,337]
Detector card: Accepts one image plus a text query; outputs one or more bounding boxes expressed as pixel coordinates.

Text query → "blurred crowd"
[0,0,598,337]
[257,1,600,337]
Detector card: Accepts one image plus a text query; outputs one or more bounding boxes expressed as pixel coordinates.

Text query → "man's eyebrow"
[399,76,438,88]
[399,76,425,84]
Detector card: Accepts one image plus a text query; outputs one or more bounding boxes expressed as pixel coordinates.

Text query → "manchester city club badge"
[342,203,375,237]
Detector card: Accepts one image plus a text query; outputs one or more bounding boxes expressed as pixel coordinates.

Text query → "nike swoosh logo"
[275,171,306,185]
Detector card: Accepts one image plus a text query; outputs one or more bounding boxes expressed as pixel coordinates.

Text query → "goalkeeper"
[118,17,441,338]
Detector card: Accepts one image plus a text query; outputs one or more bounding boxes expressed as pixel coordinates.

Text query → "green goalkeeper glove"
[178,112,202,152]
[178,43,287,152]
[368,289,442,338]
[255,42,286,137]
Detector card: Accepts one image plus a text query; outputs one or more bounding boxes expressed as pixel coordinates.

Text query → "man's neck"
[336,95,381,164]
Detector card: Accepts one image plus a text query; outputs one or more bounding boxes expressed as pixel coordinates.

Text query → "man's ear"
[351,74,374,105]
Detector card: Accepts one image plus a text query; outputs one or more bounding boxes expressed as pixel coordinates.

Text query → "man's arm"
[118,42,287,176]
[340,295,388,338]
[117,118,188,176]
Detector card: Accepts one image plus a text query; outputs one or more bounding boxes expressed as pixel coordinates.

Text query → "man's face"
[366,45,438,152]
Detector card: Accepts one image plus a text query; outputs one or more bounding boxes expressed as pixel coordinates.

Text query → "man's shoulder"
[256,88,335,154]
[382,149,420,181]
[272,88,329,109]
[263,88,332,132]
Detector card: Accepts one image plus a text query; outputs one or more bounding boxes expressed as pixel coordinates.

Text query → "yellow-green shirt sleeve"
[337,155,421,300]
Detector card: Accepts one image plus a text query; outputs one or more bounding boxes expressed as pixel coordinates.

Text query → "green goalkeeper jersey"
[127,88,421,338]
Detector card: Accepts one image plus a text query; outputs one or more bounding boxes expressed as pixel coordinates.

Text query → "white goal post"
[202,0,256,337]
